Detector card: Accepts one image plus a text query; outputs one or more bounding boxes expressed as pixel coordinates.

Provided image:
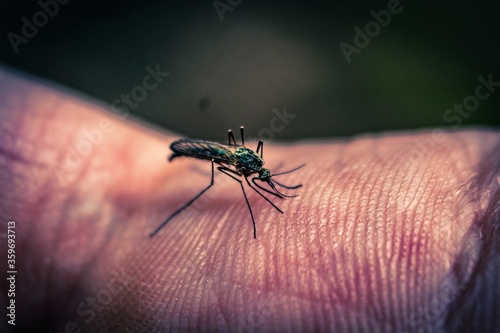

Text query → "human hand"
[1,67,498,332]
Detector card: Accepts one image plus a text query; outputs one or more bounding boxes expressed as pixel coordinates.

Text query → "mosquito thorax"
[234,147,264,174]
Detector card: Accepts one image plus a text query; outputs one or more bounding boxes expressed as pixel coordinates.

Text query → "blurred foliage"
[1,0,498,140]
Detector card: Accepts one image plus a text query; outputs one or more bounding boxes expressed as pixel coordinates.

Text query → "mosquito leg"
[245,177,284,214]
[150,160,216,237]
[240,126,245,146]
[228,129,236,146]
[256,140,264,158]
[217,166,257,239]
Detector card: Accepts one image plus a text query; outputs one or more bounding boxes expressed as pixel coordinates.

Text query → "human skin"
[0,67,499,332]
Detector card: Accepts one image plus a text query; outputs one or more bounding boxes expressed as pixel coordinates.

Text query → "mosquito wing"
[169,139,235,163]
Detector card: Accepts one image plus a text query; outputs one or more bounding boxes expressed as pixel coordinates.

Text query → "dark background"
[1,0,499,141]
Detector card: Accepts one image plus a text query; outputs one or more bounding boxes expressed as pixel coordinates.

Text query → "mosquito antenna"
[272,179,303,190]
[271,164,306,177]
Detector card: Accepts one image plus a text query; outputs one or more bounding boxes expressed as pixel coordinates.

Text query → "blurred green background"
[1,0,499,141]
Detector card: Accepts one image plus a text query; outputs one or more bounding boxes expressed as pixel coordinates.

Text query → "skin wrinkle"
[322,232,338,314]
[376,136,458,328]
[33,100,61,168]
[454,132,477,179]
[186,266,202,328]
[386,151,410,323]
[358,155,379,324]
[399,153,424,328]
[376,158,395,326]
[390,215,406,331]
[395,189,412,326]
[383,146,411,327]
[407,152,444,329]
[214,289,230,330]
[171,239,195,327]
[207,280,227,329]
[297,193,323,301]
[422,137,488,330]
[412,156,437,317]
[445,135,477,229]
[416,167,439,326]
[388,148,417,322]
[332,184,351,306]
[359,153,383,320]
[434,160,465,286]
[310,153,339,296]
[8,91,106,327]
[444,139,500,331]
[440,141,479,243]
[395,149,424,322]
[323,209,339,302]
[195,267,210,330]
[320,143,402,326]
[340,152,363,307]
[371,145,401,325]
[120,236,178,328]
[211,236,243,329]
[366,171,380,323]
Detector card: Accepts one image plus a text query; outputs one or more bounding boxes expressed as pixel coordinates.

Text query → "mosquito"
[149,126,305,239]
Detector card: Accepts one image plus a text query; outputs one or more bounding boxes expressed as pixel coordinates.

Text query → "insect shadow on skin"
[150,126,305,239]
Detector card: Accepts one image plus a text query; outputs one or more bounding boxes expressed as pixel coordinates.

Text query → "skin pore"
[0,67,498,332]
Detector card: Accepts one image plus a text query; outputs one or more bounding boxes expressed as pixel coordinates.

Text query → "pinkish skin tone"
[0,67,498,332]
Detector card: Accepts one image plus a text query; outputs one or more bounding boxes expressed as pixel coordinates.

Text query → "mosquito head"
[258,168,272,182]
[253,164,305,199]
